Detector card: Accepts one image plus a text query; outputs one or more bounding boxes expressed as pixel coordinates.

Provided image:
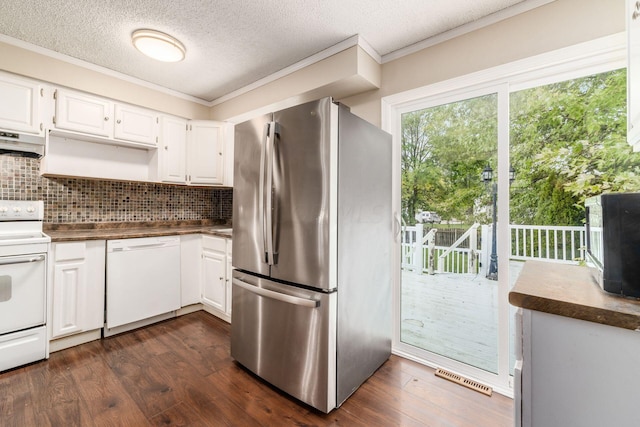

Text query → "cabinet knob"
[116,119,121,124]
[164,146,168,150]
[219,152,223,156]
[219,277,224,280]
[104,117,109,121]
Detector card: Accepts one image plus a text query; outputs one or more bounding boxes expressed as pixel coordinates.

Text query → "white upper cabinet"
[52,88,158,148]
[114,104,157,146]
[0,72,45,135]
[187,120,224,185]
[159,115,188,183]
[54,88,114,138]
[224,123,234,187]
[158,117,229,187]
[628,0,640,150]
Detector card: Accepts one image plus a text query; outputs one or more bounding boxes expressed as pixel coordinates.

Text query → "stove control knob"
[0,207,7,213]
[26,206,35,213]
[13,207,22,212]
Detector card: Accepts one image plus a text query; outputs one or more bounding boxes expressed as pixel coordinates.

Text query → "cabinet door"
[202,249,226,312]
[180,234,202,307]
[50,241,105,339]
[114,104,157,146]
[159,116,188,183]
[0,72,43,134]
[54,88,113,137]
[188,120,224,185]
[226,240,233,315]
[52,259,86,338]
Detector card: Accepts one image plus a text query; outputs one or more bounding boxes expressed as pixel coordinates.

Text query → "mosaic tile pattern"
[0,152,232,223]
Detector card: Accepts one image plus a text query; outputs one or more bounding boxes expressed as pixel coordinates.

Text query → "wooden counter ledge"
[44,220,232,242]
[509,261,640,330]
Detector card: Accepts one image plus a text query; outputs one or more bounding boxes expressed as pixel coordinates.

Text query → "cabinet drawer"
[203,235,226,252]
[54,242,86,261]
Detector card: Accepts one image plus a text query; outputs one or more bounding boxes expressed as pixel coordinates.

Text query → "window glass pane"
[508,68,638,373]
[401,93,500,374]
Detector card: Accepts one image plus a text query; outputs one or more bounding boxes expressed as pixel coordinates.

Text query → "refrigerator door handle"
[233,278,320,308]
[264,121,279,266]
[259,123,269,264]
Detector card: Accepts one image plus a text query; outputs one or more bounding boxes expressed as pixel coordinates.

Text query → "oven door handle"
[0,254,45,265]
[233,278,319,308]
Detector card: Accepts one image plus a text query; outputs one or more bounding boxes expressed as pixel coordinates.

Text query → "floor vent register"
[434,368,493,396]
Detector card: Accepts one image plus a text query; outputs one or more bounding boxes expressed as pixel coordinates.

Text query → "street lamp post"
[482,164,515,281]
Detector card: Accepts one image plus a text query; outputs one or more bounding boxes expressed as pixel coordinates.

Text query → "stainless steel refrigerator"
[231,97,392,413]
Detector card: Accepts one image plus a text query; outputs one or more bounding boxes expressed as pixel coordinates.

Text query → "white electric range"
[0,200,50,372]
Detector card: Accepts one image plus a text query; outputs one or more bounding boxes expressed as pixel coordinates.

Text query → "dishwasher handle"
[109,241,176,252]
[232,278,319,308]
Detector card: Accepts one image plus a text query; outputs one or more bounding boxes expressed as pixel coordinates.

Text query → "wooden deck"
[401,262,523,373]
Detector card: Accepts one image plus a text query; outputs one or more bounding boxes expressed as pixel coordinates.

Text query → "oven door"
[0,253,46,335]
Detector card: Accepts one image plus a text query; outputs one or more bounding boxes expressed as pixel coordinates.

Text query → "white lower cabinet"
[518,309,640,427]
[180,234,202,307]
[201,235,232,321]
[48,234,231,350]
[50,240,105,341]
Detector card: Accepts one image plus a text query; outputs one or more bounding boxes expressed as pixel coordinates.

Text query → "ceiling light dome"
[132,29,186,62]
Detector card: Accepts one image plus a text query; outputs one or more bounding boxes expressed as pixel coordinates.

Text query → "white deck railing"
[510,224,585,264]
[402,223,586,274]
[401,223,480,275]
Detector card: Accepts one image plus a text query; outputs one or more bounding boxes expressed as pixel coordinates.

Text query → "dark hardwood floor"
[0,311,513,426]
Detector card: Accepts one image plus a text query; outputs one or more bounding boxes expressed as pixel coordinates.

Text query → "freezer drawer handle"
[0,254,45,265]
[233,278,319,308]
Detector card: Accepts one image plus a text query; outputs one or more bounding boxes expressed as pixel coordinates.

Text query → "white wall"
[341,0,625,126]
[0,40,210,119]
[0,0,626,125]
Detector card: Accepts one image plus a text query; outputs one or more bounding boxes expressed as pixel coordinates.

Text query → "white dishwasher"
[106,236,180,335]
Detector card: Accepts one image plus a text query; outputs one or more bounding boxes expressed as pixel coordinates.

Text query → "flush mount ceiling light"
[131,29,186,62]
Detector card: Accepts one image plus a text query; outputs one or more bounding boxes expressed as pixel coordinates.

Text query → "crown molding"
[0,33,211,106]
[381,0,556,64]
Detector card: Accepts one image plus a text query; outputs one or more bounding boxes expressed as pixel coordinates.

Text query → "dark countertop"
[509,261,640,330]
[44,220,232,242]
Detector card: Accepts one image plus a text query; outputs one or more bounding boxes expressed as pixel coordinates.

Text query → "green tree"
[402,68,637,229]
[401,94,497,225]
[510,68,640,225]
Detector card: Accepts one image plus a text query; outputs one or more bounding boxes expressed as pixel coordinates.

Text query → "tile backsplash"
[1,153,232,223]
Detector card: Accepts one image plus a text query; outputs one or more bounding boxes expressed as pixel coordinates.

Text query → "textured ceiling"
[0,0,532,102]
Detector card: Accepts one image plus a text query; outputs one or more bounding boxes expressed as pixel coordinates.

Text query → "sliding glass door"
[393,84,513,392]
[399,92,501,374]
[386,38,627,394]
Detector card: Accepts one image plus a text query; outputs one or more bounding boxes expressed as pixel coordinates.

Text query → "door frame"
[381,32,626,397]
[386,82,513,395]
